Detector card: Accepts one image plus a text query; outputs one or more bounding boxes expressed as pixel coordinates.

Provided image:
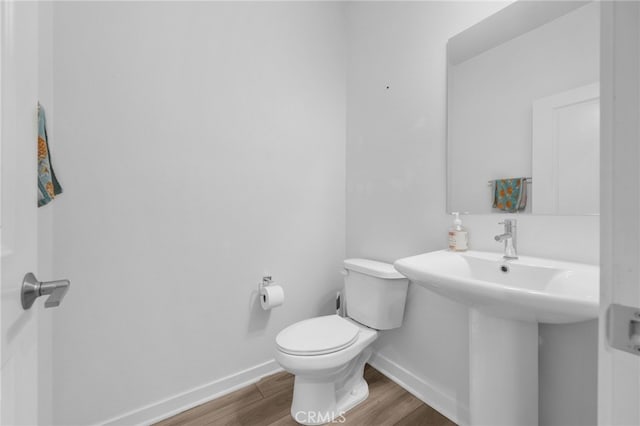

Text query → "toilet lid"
[276,315,359,356]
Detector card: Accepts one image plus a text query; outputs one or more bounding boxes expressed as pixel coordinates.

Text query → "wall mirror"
[447,1,600,215]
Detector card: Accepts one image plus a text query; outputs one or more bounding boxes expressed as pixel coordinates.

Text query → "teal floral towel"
[38,104,63,207]
[492,178,527,212]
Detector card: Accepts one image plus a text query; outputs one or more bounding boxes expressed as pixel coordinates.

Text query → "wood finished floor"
[155,365,456,426]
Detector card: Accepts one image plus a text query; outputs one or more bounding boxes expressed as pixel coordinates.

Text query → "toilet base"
[289,347,372,425]
[335,377,369,415]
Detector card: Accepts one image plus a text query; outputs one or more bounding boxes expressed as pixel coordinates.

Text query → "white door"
[599,2,640,425]
[1,1,40,424]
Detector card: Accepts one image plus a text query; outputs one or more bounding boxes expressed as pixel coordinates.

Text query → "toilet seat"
[276,315,359,356]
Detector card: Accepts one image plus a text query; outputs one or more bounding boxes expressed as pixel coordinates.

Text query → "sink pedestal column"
[469,309,538,426]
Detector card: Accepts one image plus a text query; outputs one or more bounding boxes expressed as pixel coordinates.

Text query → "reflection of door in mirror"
[532,83,599,215]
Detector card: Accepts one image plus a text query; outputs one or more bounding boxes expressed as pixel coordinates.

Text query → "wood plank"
[213,387,294,426]
[155,364,455,426]
[364,364,385,382]
[266,413,300,426]
[255,371,294,398]
[393,404,457,426]
[154,384,264,426]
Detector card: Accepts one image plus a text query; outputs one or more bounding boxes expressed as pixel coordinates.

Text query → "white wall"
[346,2,509,423]
[50,2,346,424]
[345,2,598,426]
[44,2,599,425]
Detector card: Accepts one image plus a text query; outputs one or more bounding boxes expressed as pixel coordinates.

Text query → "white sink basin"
[394,250,599,324]
[395,250,600,425]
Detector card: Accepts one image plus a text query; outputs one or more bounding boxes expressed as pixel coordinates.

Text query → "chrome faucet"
[494,219,518,260]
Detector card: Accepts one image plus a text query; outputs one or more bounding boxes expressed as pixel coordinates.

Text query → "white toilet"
[274,259,409,425]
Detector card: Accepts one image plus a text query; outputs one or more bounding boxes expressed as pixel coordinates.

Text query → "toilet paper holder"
[258,275,285,310]
[258,276,273,291]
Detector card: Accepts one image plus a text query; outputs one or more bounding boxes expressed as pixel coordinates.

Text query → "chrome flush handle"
[21,272,71,310]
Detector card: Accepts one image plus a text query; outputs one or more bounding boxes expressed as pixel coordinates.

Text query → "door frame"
[599,2,640,424]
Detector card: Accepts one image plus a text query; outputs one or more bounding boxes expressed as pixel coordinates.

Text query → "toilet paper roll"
[260,285,284,310]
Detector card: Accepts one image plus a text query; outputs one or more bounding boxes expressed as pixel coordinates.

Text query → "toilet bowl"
[274,259,409,425]
[275,315,377,425]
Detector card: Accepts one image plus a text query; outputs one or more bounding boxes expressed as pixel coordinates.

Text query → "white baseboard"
[368,352,469,426]
[99,352,466,426]
[100,360,283,426]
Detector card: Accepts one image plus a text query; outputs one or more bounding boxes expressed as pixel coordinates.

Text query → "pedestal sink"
[394,250,599,426]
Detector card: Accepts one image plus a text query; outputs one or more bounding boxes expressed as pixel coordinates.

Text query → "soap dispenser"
[448,212,468,251]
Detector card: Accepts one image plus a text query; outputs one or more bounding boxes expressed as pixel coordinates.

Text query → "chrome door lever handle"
[21,273,70,310]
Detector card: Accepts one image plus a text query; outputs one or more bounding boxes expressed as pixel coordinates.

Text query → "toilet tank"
[343,259,409,330]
